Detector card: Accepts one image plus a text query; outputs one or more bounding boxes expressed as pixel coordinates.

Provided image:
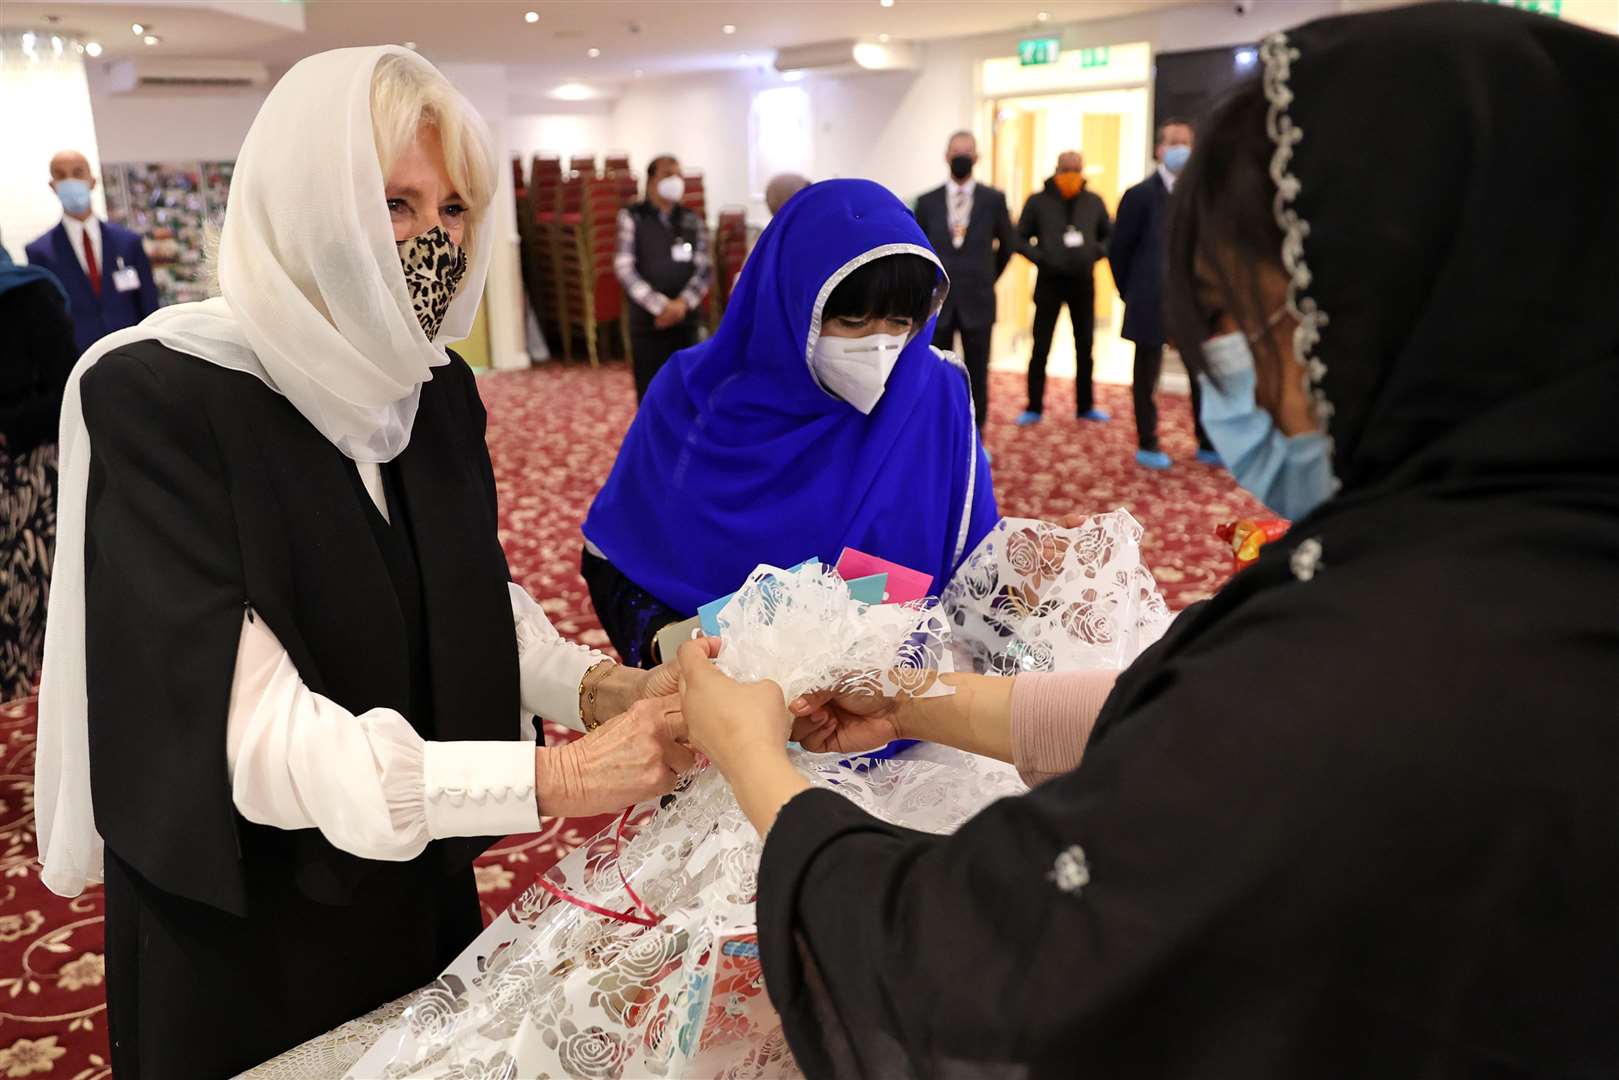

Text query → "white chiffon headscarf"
[34,44,498,897]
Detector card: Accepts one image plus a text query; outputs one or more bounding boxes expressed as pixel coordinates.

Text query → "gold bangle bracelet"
[578,659,616,732]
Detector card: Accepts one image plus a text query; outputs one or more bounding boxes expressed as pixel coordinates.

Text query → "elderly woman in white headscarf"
[33,47,693,1077]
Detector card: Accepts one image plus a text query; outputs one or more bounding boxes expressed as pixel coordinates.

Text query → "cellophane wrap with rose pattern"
[243,510,1169,1080]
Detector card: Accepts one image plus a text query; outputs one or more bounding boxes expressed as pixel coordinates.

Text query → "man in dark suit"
[25,150,160,354]
[1111,119,1218,470]
[914,130,1017,433]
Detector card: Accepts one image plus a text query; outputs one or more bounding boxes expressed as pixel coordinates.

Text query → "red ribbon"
[532,805,665,928]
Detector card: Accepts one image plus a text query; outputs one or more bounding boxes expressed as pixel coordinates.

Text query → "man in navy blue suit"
[1111,119,1218,471]
[25,150,160,354]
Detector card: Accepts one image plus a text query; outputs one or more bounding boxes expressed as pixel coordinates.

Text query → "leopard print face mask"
[396,225,467,340]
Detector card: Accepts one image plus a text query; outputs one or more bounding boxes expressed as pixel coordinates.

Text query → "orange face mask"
[1054,172,1083,199]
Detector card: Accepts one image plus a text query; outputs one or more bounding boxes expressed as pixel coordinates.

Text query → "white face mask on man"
[810,330,908,414]
[655,174,686,204]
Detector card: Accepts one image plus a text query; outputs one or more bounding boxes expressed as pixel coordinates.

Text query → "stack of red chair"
[525,154,565,349]
[674,172,715,328]
[568,153,597,178]
[604,151,639,207]
[553,171,628,365]
[713,206,748,318]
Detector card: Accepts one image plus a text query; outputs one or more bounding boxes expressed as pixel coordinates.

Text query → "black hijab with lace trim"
[755,5,1619,1077]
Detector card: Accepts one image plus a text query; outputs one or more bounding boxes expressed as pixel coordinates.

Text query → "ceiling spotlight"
[131,23,145,35]
[553,82,593,101]
[880,0,895,7]
[524,10,539,22]
[84,40,104,56]
[587,46,601,58]
[782,69,805,82]
[878,32,891,42]
[143,34,160,45]
[52,34,64,55]
[1234,47,1257,67]
[722,24,737,34]
[1037,10,1050,21]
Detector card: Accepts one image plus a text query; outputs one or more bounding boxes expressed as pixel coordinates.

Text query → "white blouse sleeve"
[508,581,610,734]
[225,611,541,862]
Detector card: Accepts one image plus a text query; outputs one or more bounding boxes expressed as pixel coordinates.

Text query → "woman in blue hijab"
[583,179,999,666]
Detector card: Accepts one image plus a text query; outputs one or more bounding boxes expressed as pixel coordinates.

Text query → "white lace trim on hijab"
[1260,31,1334,433]
[34,44,497,897]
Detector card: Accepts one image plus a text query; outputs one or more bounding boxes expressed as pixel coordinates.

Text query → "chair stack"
[713,206,748,318]
[525,154,565,349]
[678,169,707,220]
[605,151,640,208]
[552,171,629,366]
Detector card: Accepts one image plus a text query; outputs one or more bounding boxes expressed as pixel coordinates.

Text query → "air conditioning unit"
[774,39,919,76]
[103,58,271,91]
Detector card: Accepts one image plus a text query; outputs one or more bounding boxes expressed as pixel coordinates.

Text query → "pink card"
[835,548,934,603]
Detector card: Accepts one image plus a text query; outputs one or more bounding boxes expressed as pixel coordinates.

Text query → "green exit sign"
[1079,46,1111,68]
[1019,37,1060,66]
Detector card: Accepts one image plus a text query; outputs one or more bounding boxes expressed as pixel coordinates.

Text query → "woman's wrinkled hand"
[787,686,905,755]
[534,697,695,818]
[676,640,791,773]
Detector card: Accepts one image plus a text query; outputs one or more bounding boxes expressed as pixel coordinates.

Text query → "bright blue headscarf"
[584,178,998,615]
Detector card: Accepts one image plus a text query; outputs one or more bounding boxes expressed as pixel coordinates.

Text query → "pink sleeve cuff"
[1009,669,1119,787]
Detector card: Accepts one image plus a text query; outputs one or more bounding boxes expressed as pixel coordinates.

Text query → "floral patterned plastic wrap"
[243,514,1172,1080]
[941,510,1173,675]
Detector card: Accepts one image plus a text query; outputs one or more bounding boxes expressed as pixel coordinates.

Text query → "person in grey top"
[614,154,713,402]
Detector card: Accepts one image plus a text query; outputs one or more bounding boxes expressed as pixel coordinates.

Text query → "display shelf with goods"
[102,160,235,306]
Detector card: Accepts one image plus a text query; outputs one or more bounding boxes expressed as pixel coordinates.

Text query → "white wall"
[509,111,615,169]
[87,84,270,163]
[2,39,102,263]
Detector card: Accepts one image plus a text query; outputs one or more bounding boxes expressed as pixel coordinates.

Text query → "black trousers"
[931,313,991,431]
[1131,343,1214,452]
[630,322,700,403]
[1027,276,1096,415]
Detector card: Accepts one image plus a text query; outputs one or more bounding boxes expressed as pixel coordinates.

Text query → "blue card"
[845,573,889,605]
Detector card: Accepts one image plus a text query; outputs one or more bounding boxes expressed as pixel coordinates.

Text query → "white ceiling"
[4,0,1180,85]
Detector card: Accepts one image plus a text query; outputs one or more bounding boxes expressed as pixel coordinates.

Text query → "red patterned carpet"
[0,362,1261,1078]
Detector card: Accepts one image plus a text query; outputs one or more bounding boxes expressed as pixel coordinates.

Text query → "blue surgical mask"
[55,178,92,217]
[1197,331,1339,522]
[1162,144,1191,174]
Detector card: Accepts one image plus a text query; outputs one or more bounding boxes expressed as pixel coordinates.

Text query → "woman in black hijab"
[676,4,1619,1076]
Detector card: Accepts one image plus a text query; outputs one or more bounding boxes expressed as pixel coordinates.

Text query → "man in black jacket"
[1014,151,1113,425]
[615,154,713,402]
[1111,118,1218,469]
[914,130,1017,432]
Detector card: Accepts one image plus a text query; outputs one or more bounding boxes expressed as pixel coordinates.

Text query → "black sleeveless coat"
[81,340,524,1077]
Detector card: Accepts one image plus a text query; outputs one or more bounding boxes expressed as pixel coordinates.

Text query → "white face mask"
[655,174,686,204]
[810,330,907,414]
